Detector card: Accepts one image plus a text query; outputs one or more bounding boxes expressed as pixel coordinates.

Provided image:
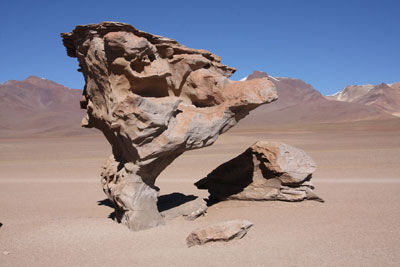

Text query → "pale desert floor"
[1,120,400,266]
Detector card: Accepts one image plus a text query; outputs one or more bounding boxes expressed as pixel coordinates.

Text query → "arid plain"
[1,1,399,265]
[1,118,399,266]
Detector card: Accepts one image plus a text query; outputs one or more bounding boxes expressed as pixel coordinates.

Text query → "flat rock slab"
[160,197,207,220]
[186,220,253,247]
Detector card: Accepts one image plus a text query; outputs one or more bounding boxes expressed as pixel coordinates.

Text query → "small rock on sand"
[186,220,253,247]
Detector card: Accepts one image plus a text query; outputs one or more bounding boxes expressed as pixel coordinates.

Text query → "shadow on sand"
[97,192,199,221]
[97,199,117,220]
[157,192,197,212]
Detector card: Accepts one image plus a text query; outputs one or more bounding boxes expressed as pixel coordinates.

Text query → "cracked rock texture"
[196,141,323,202]
[61,22,277,231]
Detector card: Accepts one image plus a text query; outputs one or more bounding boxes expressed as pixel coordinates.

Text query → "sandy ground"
[1,120,400,266]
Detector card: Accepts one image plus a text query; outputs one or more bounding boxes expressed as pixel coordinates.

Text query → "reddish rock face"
[61,22,277,231]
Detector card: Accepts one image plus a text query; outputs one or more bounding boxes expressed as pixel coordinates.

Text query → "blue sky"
[0,0,399,95]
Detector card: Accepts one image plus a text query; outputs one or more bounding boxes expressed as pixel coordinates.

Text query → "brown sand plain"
[1,119,400,266]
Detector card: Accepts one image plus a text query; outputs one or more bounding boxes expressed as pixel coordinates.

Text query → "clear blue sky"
[1,0,399,95]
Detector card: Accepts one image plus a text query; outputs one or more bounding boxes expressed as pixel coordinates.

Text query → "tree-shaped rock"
[61,22,277,230]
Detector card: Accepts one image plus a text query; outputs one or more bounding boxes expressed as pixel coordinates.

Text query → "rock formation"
[186,220,253,247]
[61,22,277,231]
[196,141,323,202]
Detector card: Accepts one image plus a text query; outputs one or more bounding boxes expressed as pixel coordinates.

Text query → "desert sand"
[1,119,400,266]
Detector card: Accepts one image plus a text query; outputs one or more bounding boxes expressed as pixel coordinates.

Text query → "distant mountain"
[236,71,394,128]
[327,82,400,117]
[0,74,396,137]
[0,76,95,138]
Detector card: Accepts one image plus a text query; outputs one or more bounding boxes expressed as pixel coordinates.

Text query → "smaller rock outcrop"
[196,141,323,202]
[186,220,253,247]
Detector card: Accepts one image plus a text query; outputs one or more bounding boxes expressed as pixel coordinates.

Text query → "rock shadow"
[195,150,255,207]
[98,193,198,221]
[97,199,117,220]
[157,192,197,212]
[98,199,114,208]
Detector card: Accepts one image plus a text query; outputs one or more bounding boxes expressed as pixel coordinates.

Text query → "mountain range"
[236,71,395,129]
[327,82,400,117]
[0,76,93,138]
[0,73,398,137]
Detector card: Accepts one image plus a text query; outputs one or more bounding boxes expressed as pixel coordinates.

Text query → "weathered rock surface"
[61,22,277,231]
[186,220,253,247]
[196,141,323,202]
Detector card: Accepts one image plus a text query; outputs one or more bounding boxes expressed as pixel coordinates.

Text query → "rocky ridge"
[0,76,89,137]
[328,82,400,116]
[236,71,394,128]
